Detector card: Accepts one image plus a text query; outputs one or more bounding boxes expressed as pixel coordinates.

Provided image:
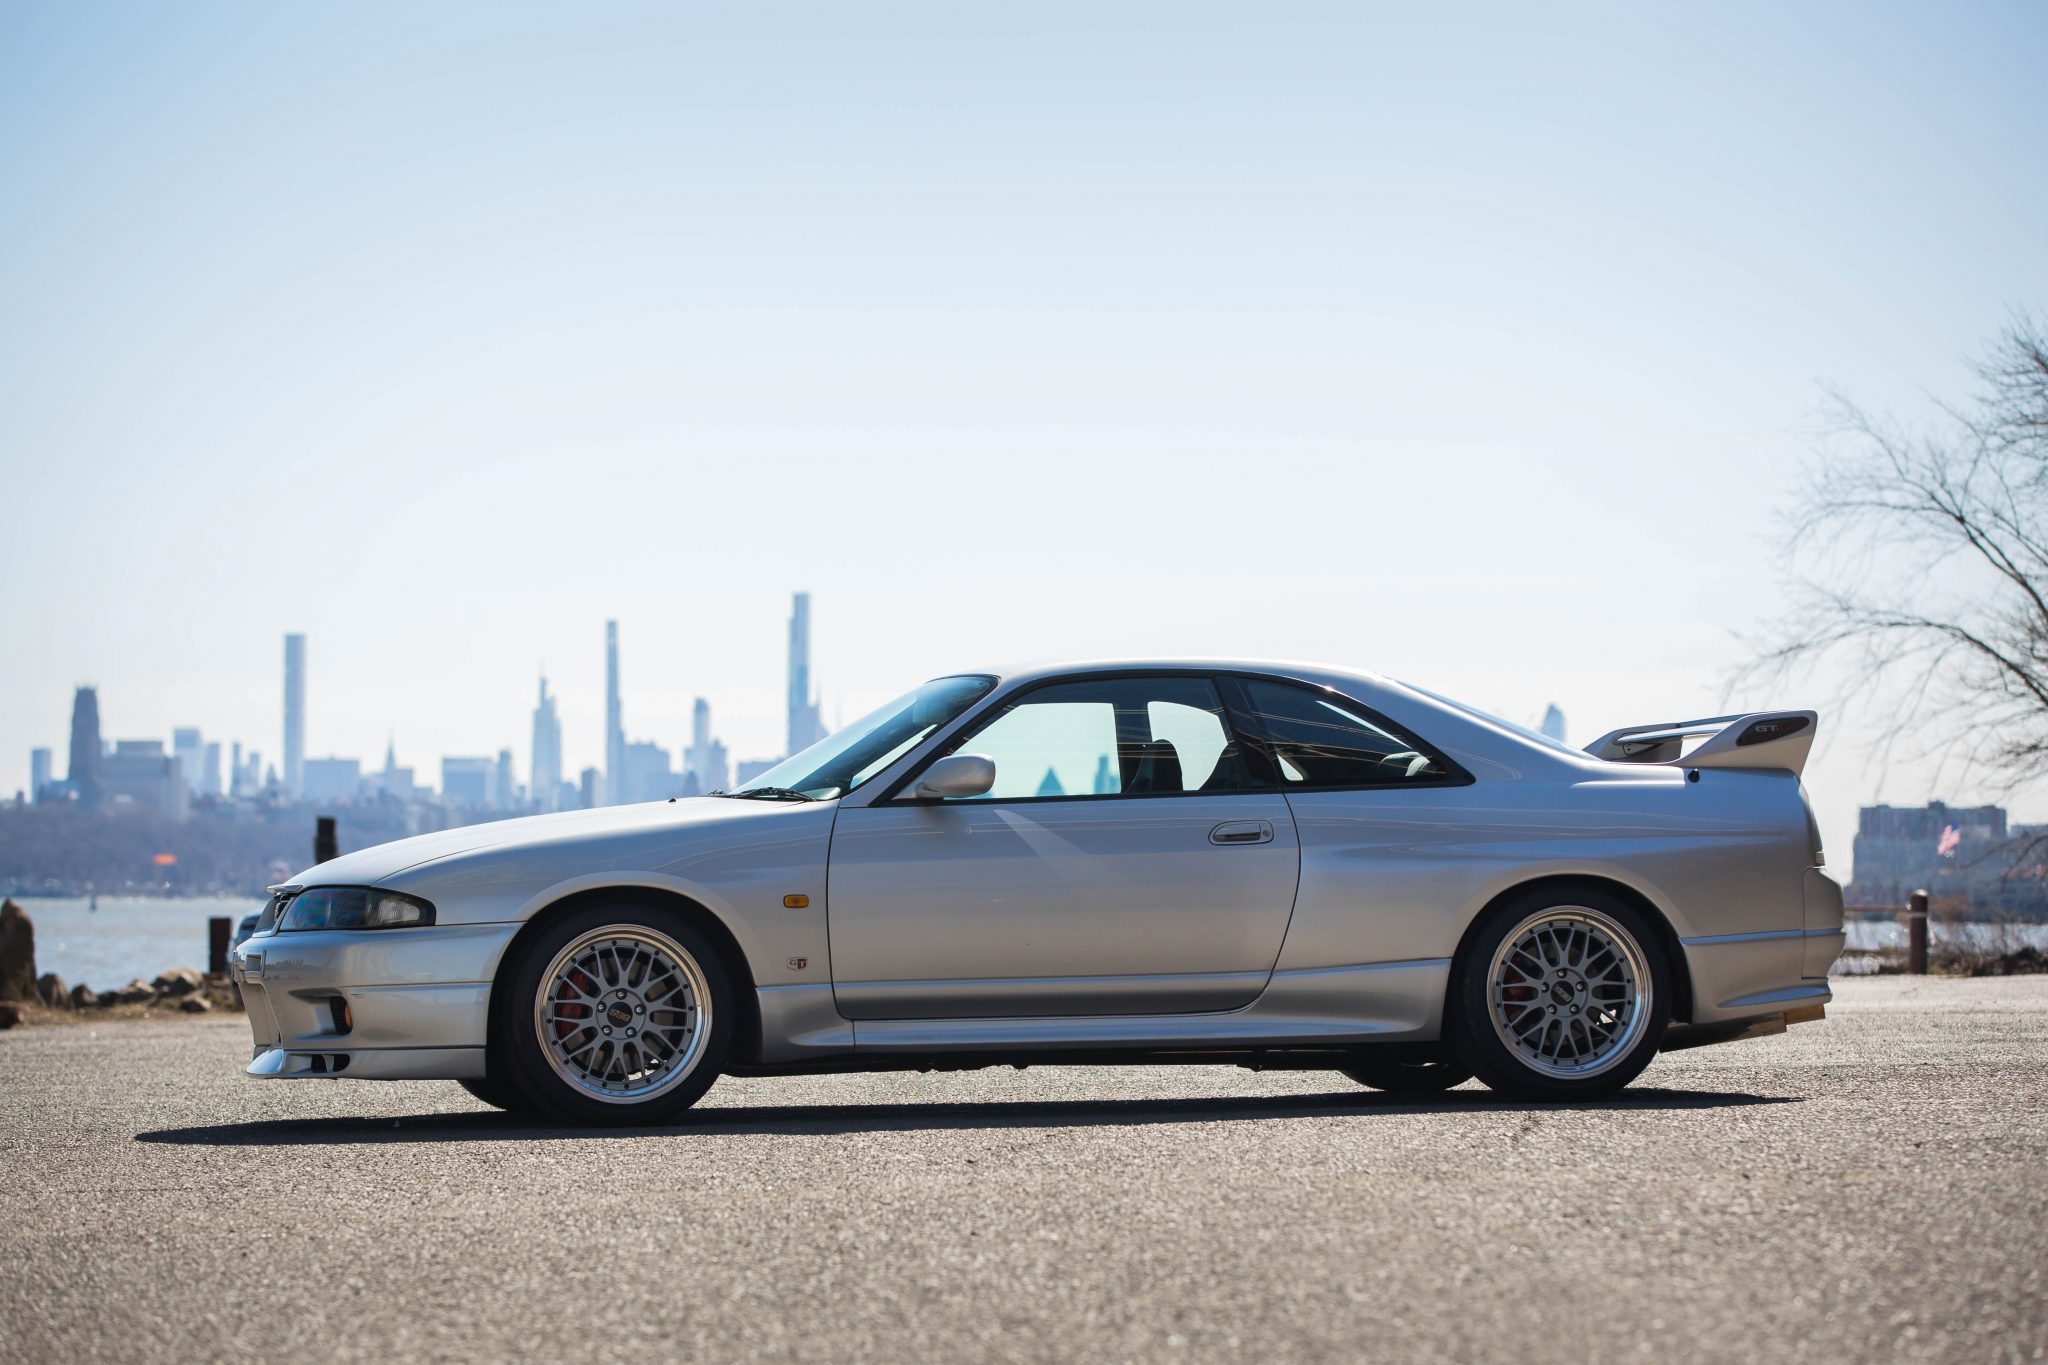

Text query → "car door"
[826,674,1301,1019]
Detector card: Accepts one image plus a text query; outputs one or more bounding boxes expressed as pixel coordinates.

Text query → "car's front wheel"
[1448,889,1671,1102]
[496,901,734,1125]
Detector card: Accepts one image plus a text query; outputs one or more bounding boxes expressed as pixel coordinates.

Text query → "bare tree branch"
[1735,317,2048,795]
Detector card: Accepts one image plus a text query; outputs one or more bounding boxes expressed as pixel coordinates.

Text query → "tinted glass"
[1236,680,1451,786]
[943,676,1260,800]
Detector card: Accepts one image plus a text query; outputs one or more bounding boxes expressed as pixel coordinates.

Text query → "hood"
[289,797,807,888]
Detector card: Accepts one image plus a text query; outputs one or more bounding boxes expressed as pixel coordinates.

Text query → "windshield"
[1400,681,1582,756]
[729,675,997,799]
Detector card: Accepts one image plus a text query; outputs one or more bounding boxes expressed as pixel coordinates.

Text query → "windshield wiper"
[720,786,816,802]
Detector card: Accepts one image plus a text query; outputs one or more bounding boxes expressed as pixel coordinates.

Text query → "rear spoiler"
[1585,711,1817,775]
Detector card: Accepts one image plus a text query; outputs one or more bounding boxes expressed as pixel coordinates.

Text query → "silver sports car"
[230,660,1842,1123]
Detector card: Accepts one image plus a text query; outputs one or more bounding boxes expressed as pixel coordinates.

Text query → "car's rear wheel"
[1341,1055,1474,1093]
[1449,889,1670,1102]
[496,901,733,1125]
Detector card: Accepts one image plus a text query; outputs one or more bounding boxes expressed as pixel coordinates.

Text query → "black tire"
[1448,887,1671,1102]
[1341,1055,1474,1093]
[494,899,735,1126]
[457,1075,536,1114]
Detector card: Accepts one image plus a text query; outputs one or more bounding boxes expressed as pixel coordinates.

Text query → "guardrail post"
[1908,889,1929,974]
[208,917,230,975]
[314,815,338,866]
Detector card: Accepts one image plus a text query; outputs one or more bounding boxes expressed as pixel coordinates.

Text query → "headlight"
[276,887,436,932]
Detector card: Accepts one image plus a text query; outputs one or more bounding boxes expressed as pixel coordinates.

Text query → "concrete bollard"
[208,917,231,976]
[1908,889,1929,974]
[314,815,338,866]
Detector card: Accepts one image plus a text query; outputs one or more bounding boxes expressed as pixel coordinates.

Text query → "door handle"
[1209,820,1273,846]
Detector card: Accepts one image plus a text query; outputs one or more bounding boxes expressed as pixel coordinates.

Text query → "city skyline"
[20,593,829,816]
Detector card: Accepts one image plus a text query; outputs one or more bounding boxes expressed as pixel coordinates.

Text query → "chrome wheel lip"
[1486,906,1651,1081]
[533,925,711,1105]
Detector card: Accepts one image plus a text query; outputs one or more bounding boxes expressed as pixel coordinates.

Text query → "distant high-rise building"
[734,758,779,787]
[604,621,625,806]
[1092,754,1116,794]
[619,740,681,804]
[67,686,102,809]
[100,739,187,819]
[1036,767,1065,797]
[494,749,517,809]
[29,748,51,803]
[283,633,306,798]
[787,592,826,755]
[531,675,563,811]
[302,757,362,803]
[1540,704,1567,744]
[442,756,493,807]
[173,727,203,791]
[579,766,602,809]
[378,737,416,801]
[685,697,729,795]
[200,741,223,798]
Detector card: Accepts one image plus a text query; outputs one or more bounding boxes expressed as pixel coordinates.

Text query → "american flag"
[1937,825,1961,858]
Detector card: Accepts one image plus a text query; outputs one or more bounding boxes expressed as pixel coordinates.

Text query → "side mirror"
[912,753,996,800]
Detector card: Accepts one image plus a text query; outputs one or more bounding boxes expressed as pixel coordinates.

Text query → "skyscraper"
[29,748,51,803]
[67,686,102,809]
[283,633,306,798]
[685,697,729,795]
[172,727,203,790]
[200,741,222,798]
[786,592,826,755]
[1540,704,1567,744]
[604,621,625,806]
[531,674,563,811]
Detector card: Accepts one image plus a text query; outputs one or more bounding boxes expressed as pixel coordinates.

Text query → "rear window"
[1234,680,1455,787]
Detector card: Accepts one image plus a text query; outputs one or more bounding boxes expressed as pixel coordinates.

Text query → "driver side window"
[939,677,1260,800]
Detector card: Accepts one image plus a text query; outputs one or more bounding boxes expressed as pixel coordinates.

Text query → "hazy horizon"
[4,2,2047,874]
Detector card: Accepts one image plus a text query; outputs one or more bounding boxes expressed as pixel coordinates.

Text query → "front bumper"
[230,922,517,1081]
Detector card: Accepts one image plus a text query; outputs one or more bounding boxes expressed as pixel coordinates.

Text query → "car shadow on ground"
[136,1086,1798,1146]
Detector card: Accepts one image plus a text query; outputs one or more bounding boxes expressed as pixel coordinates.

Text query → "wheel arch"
[1446,874,1695,1026]
[488,885,764,1065]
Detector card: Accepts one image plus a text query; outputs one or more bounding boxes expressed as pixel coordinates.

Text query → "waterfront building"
[283,633,306,798]
[29,748,51,803]
[1848,801,2048,916]
[787,592,826,756]
[100,739,187,819]
[200,741,222,798]
[67,686,102,809]
[531,675,563,812]
[604,621,625,806]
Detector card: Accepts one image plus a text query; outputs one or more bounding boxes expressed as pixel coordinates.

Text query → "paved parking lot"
[3,976,2045,1363]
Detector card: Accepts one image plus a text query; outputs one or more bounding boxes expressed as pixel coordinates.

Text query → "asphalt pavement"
[3,976,2045,1363]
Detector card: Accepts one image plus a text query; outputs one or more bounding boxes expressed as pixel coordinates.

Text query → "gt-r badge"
[788,957,808,970]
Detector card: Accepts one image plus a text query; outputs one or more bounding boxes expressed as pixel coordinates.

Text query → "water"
[1842,919,2048,952]
[8,895,267,991]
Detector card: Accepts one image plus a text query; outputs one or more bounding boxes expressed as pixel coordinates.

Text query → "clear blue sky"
[2,2,2044,871]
